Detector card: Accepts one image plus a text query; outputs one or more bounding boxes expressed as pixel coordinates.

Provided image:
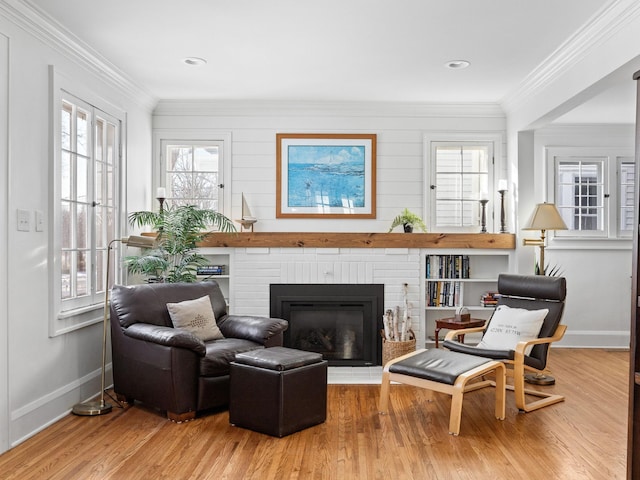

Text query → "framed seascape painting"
[276,133,377,218]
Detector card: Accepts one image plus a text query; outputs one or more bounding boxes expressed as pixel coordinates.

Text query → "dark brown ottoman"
[229,347,328,437]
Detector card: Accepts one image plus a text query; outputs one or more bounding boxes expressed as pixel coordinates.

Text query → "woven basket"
[381,330,416,366]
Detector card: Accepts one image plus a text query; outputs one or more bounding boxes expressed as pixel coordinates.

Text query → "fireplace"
[270,284,384,366]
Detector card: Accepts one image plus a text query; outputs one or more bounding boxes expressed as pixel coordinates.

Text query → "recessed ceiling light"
[183,57,207,66]
[445,60,470,70]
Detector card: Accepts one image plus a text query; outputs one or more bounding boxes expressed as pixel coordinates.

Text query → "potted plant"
[124,204,236,283]
[388,208,427,233]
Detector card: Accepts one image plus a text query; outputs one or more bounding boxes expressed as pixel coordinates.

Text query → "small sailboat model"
[237,193,257,231]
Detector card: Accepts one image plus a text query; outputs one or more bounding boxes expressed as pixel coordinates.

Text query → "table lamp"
[522,203,567,276]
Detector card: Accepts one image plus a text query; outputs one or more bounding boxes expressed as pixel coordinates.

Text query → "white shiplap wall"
[153,101,507,233]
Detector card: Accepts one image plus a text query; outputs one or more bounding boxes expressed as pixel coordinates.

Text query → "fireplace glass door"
[270,284,384,366]
[289,306,365,361]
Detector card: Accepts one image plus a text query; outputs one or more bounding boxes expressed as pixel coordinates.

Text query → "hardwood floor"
[0,349,628,480]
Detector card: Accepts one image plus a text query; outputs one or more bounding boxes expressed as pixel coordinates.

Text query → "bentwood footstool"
[379,348,506,435]
[229,347,328,437]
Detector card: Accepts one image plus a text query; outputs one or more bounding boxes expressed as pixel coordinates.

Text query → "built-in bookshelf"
[197,248,231,305]
[424,250,511,344]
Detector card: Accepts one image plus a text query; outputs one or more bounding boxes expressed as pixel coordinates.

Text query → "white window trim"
[616,156,635,239]
[48,66,127,337]
[152,129,232,218]
[546,146,633,242]
[423,132,504,233]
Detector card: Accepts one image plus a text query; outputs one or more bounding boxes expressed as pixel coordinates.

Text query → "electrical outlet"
[17,209,30,232]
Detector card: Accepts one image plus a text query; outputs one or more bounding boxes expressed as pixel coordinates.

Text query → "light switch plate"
[17,209,30,232]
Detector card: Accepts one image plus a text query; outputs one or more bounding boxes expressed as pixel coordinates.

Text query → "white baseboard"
[9,366,112,448]
[557,330,629,349]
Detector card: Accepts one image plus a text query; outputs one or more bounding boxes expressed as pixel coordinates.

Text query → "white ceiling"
[27,0,634,122]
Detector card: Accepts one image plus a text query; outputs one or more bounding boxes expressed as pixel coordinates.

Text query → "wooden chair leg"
[494,363,506,420]
[512,383,565,412]
[448,387,464,435]
[513,362,564,412]
[115,393,134,404]
[167,411,196,423]
[379,370,392,414]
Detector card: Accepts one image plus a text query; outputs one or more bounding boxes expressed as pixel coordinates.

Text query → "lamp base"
[72,400,112,416]
[524,373,555,386]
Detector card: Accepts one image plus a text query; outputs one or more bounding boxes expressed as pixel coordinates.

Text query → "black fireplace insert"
[270,284,384,366]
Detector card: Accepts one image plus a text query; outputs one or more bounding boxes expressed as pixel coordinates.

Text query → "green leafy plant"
[534,261,564,277]
[125,204,236,283]
[388,208,427,233]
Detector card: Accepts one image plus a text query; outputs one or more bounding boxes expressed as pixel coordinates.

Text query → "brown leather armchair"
[109,281,288,421]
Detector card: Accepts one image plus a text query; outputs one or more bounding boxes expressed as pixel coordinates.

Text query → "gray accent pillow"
[166,295,224,341]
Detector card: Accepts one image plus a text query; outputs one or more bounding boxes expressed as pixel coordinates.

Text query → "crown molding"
[153,99,506,119]
[501,0,640,115]
[0,0,157,111]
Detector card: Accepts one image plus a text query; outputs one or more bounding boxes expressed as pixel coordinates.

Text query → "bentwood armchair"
[443,273,566,412]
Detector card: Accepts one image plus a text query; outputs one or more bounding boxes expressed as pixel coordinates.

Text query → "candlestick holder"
[479,199,488,233]
[498,188,507,233]
[157,196,166,214]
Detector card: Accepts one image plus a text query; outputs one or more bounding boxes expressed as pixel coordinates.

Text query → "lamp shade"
[523,203,568,231]
[121,235,156,248]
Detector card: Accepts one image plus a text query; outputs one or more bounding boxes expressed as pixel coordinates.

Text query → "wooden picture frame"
[276,133,376,218]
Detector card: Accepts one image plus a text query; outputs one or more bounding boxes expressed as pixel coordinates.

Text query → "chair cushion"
[477,305,548,355]
[167,295,224,341]
[389,349,494,385]
[199,338,263,377]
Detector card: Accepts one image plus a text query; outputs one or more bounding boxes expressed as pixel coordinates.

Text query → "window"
[160,140,224,211]
[425,136,499,232]
[49,67,126,336]
[59,95,120,312]
[549,147,634,239]
[556,158,604,233]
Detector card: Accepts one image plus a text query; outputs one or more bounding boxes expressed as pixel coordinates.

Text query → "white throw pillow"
[477,304,548,355]
[166,295,224,341]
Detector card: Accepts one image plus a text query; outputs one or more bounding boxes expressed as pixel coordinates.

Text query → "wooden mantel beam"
[198,232,515,249]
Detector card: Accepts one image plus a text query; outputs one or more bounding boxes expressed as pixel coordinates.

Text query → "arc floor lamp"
[72,234,156,416]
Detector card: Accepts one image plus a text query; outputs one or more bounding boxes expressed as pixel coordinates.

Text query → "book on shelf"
[426,254,470,279]
[481,291,500,307]
[196,265,227,275]
[426,280,461,307]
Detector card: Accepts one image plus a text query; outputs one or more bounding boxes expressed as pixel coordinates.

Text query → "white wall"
[0,4,154,450]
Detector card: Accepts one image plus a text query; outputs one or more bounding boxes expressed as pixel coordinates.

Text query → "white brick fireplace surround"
[231,246,424,343]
